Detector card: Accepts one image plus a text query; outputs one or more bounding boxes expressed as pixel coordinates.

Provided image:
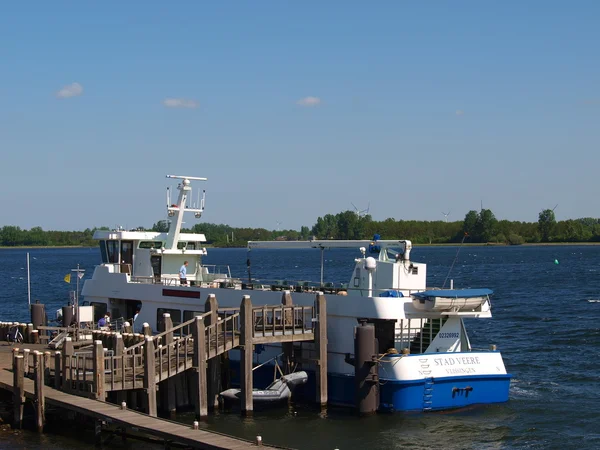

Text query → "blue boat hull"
[226,360,511,412]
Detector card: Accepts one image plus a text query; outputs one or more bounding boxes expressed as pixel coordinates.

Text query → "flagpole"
[27,252,31,309]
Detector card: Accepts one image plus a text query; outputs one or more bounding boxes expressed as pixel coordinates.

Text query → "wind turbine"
[276,221,282,232]
[442,210,451,222]
[351,202,370,218]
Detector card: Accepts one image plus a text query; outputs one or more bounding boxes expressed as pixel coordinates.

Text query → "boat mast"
[165,175,207,250]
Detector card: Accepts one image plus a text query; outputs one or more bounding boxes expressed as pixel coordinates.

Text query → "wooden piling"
[315,292,328,407]
[93,341,105,401]
[205,294,221,410]
[62,337,74,392]
[33,350,45,432]
[12,354,24,429]
[143,336,157,417]
[142,323,152,337]
[44,351,52,384]
[240,295,254,416]
[161,313,176,418]
[54,351,61,389]
[192,316,208,419]
[281,291,294,373]
[26,324,34,344]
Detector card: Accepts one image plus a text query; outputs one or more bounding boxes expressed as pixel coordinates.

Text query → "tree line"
[1,208,599,247]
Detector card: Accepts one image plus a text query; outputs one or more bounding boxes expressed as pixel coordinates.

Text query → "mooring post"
[26,324,34,344]
[33,350,45,432]
[142,323,152,337]
[240,295,254,416]
[93,341,106,401]
[205,294,221,410]
[315,292,328,407]
[44,351,52,384]
[354,323,379,415]
[23,348,30,374]
[161,313,176,418]
[54,351,61,389]
[62,337,74,392]
[192,315,208,419]
[281,291,294,373]
[113,333,124,357]
[32,329,40,345]
[12,354,24,429]
[143,336,157,417]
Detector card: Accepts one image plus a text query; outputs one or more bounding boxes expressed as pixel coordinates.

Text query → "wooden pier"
[0,292,328,449]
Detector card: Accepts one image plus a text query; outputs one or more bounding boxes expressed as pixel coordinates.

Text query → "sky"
[1,1,599,231]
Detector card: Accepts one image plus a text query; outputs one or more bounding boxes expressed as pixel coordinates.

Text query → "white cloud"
[163,98,199,109]
[297,96,321,107]
[455,109,464,116]
[56,82,83,99]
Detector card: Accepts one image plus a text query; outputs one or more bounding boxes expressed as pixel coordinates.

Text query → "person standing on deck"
[179,261,189,286]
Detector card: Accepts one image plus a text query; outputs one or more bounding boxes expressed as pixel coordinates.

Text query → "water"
[1,245,599,449]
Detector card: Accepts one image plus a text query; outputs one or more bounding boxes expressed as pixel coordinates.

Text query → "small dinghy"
[219,371,308,404]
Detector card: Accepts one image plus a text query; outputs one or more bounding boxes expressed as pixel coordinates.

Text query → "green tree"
[538,209,556,242]
[476,209,497,242]
[462,210,478,238]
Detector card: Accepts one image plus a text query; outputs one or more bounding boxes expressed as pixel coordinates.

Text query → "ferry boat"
[81,175,511,412]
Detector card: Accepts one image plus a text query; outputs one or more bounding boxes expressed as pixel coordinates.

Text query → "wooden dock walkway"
[0,344,278,449]
[0,292,329,449]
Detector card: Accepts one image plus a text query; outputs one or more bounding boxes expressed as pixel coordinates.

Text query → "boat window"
[121,240,134,265]
[90,302,108,323]
[183,310,204,322]
[98,240,108,263]
[187,242,196,250]
[157,308,182,328]
[139,241,163,249]
[177,242,187,249]
[106,240,119,263]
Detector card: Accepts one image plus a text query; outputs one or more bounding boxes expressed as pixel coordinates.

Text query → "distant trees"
[538,209,556,242]
[3,208,600,248]
[0,225,97,247]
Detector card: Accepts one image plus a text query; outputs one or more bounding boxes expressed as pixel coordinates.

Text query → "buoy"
[554,259,559,265]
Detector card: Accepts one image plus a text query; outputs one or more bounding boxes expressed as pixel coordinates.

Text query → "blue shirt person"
[179,261,189,285]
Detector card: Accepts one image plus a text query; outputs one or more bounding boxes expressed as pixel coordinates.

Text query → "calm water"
[1,245,599,449]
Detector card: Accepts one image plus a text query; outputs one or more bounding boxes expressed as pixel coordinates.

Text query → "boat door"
[121,240,134,274]
[151,255,162,283]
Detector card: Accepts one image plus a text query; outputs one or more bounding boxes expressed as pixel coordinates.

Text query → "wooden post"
[122,321,132,334]
[44,351,52,385]
[142,323,152,337]
[62,337,74,392]
[281,291,294,373]
[143,336,157,417]
[54,351,61,389]
[315,292,328,407]
[93,341,105,401]
[31,330,40,344]
[26,324,34,343]
[240,295,254,416]
[33,351,45,432]
[192,316,207,419]
[113,333,124,356]
[12,354,24,429]
[161,313,176,418]
[23,349,30,375]
[205,294,221,410]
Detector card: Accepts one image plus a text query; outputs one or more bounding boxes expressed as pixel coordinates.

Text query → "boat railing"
[395,317,446,354]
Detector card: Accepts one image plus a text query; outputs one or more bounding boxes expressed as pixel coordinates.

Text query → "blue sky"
[1,2,598,231]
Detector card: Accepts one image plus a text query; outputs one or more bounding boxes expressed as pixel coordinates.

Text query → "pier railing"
[7,291,327,419]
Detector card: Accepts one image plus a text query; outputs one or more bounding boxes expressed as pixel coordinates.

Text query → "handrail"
[124,312,213,354]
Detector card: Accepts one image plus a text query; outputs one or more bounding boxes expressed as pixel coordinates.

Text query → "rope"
[442,232,468,289]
